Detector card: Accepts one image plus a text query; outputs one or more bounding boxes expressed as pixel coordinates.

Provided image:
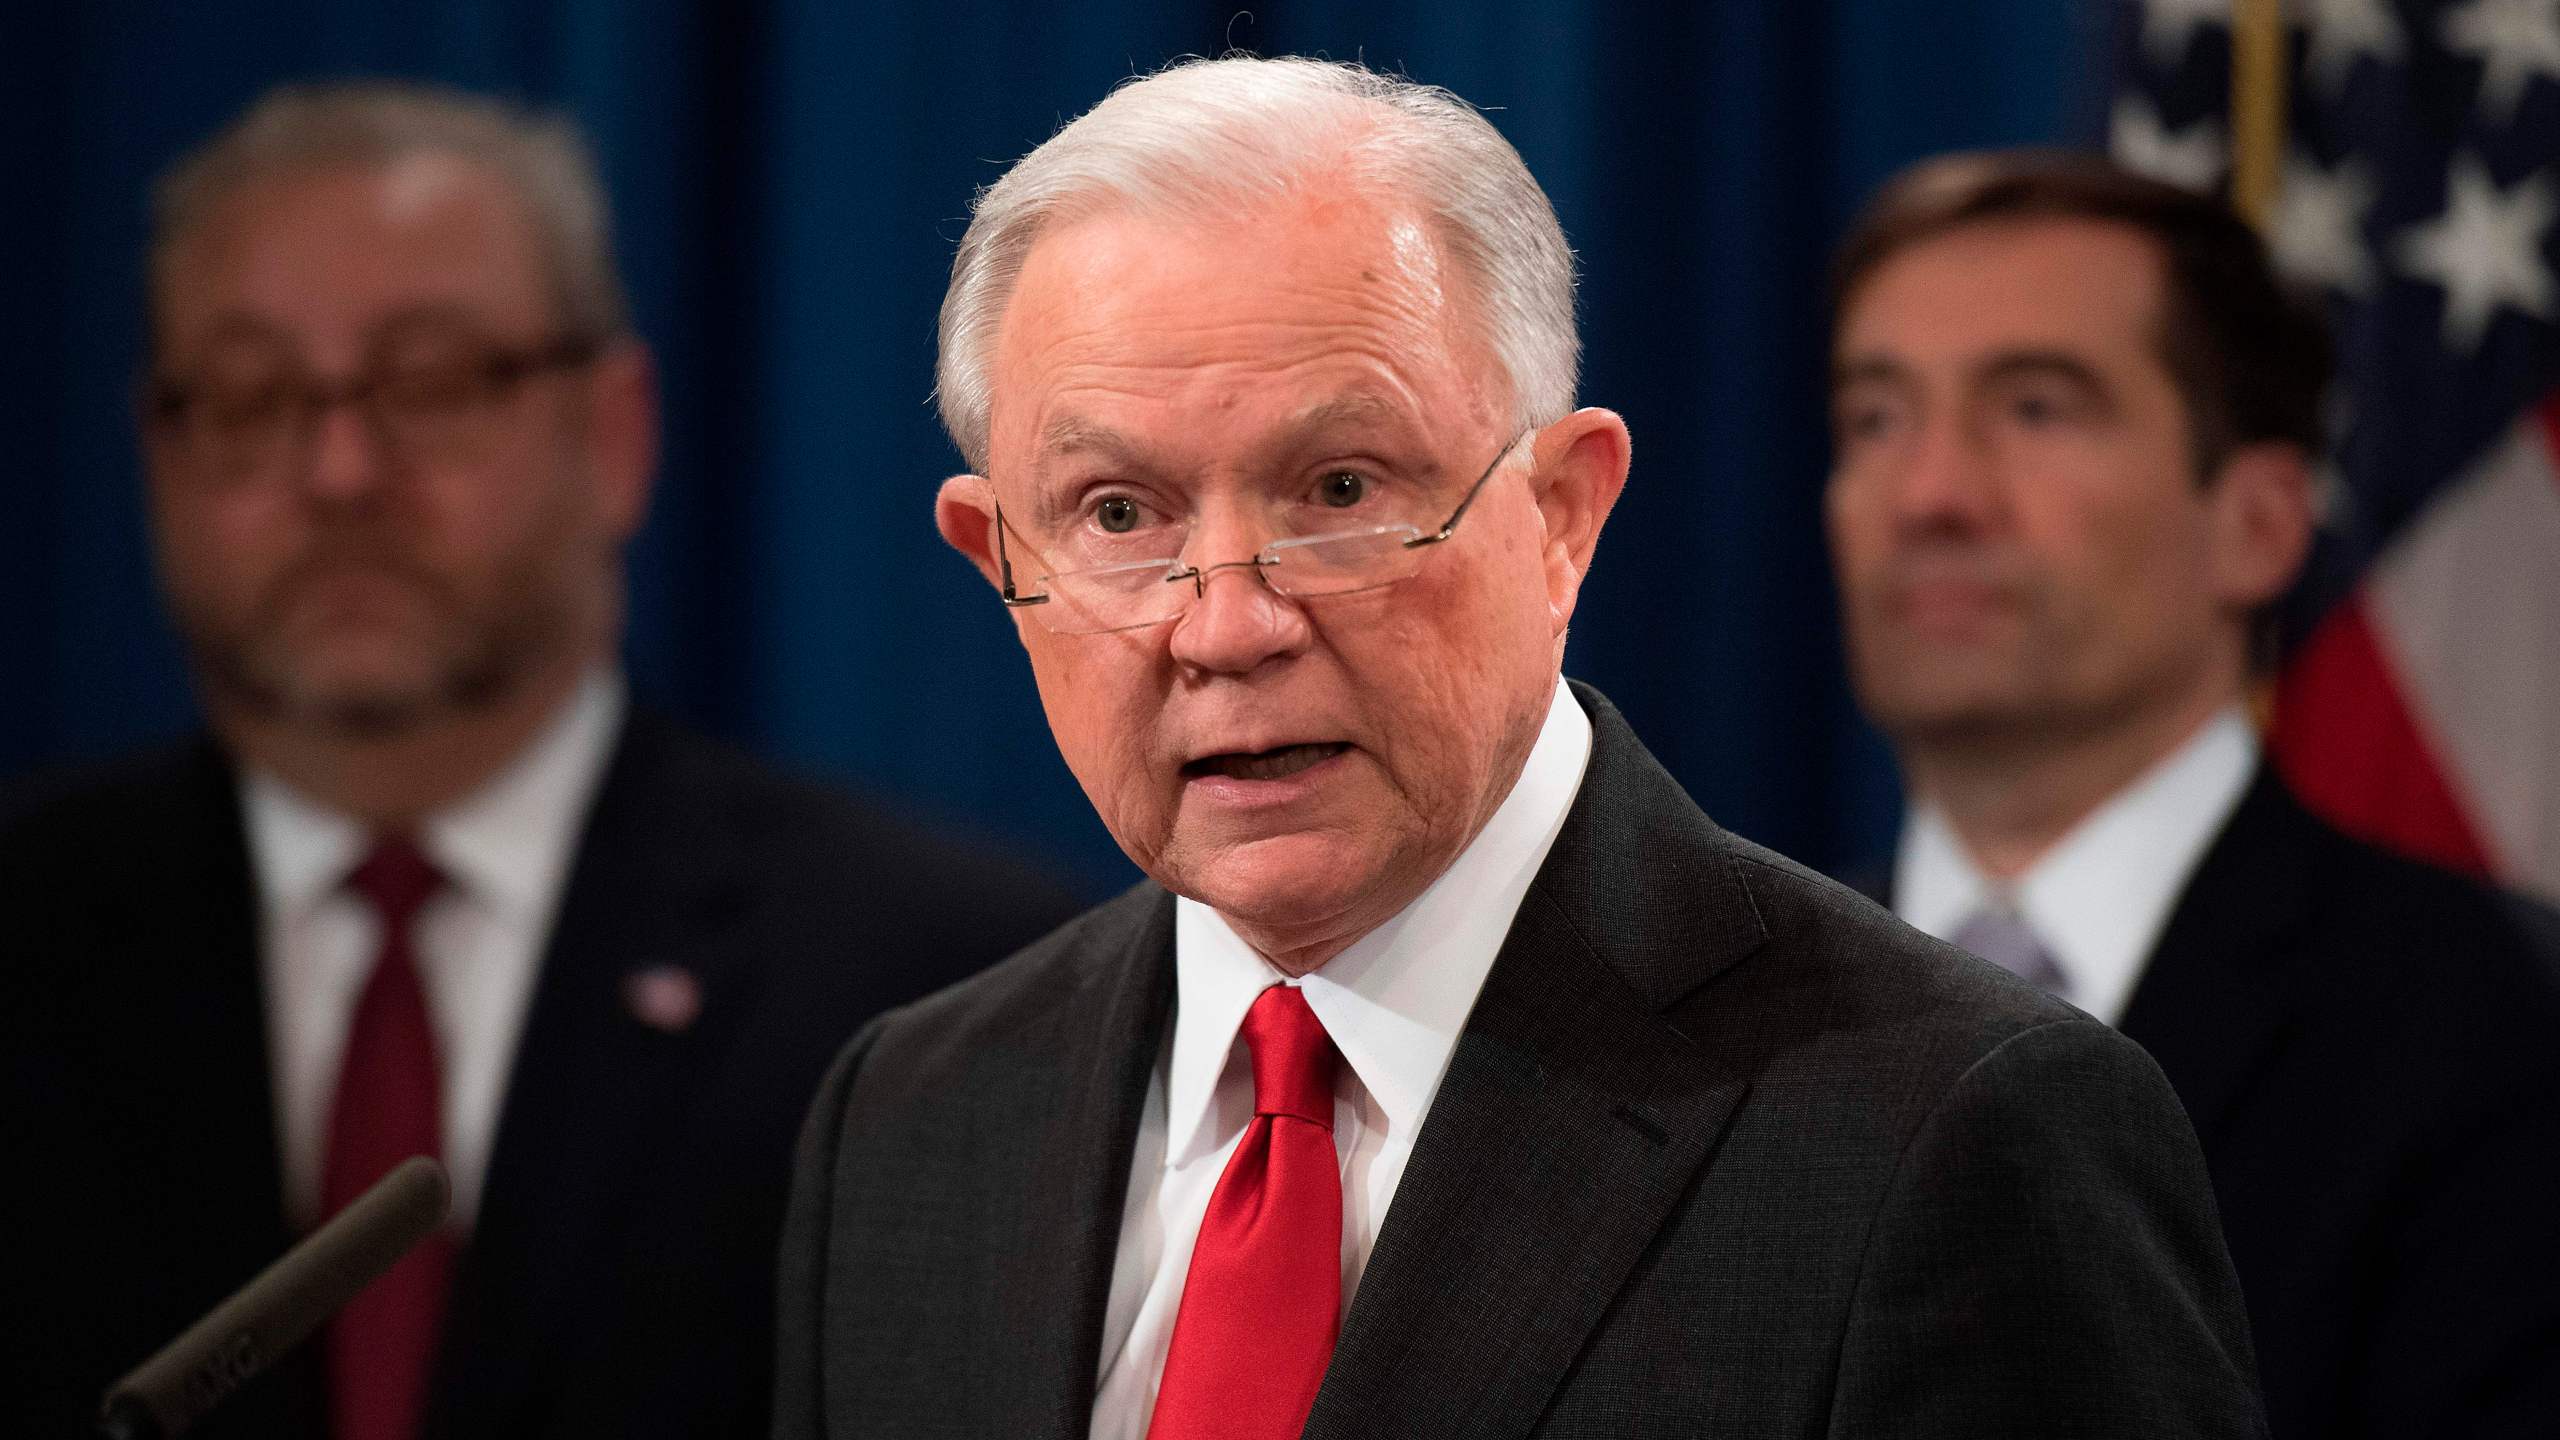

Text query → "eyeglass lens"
[155,323,589,478]
[1033,524,1427,634]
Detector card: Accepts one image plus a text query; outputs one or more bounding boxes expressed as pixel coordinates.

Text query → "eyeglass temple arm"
[990,498,1050,608]
[1403,429,1528,550]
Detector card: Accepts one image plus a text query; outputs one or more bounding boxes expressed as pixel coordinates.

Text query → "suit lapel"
[1306,686,1766,1440]
[117,744,323,1434]
[1871,762,2321,1149]
[430,712,749,1434]
[980,889,1176,1438]
[157,743,300,1254]
[2115,765,2320,1146]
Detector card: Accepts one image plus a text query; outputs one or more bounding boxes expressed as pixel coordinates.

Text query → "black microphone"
[95,1156,452,1440]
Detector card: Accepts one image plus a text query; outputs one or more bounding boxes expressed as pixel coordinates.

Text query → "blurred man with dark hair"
[2,81,1075,1440]
[1828,148,2560,1437]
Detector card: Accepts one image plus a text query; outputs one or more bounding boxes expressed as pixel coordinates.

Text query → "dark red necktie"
[320,835,455,1440]
[1146,984,1344,1440]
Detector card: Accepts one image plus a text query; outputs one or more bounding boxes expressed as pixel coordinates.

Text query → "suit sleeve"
[1828,1017,2268,1438]
[772,1019,883,1440]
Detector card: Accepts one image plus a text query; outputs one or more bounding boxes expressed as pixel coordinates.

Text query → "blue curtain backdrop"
[0,1,2104,897]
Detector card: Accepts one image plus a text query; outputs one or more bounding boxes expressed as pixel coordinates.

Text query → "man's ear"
[1527,407,1632,632]
[585,339,659,541]
[2206,441,2314,614]
[936,474,1007,589]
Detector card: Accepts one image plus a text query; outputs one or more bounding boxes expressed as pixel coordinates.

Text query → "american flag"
[2109,0,2560,906]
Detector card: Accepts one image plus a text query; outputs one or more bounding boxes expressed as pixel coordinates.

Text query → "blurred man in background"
[2,82,1076,1440]
[1827,148,2560,1437]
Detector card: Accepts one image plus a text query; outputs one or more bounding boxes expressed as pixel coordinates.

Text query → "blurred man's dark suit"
[1857,766,2560,1438]
[777,687,2267,1438]
[2,708,1082,1439]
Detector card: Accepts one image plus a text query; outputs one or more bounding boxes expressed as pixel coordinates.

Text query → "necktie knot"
[1950,903,2067,995]
[349,834,442,934]
[1241,984,1339,1127]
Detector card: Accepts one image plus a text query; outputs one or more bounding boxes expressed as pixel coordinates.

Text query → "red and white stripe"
[2274,388,2560,908]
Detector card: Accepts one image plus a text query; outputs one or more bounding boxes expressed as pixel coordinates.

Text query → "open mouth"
[1183,742,1351,782]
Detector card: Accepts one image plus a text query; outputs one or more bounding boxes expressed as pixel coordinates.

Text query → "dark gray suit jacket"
[3,710,1082,1439]
[776,686,2265,1437]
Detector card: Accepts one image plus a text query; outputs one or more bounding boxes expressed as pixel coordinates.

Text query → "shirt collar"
[424,672,623,925]
[1895,706,2258,1024]
[243,768,368,926]
[1166,677,1593,1167]
[242,670,626,922]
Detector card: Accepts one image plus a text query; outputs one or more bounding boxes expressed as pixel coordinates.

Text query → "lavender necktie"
[1950,906,2068,995]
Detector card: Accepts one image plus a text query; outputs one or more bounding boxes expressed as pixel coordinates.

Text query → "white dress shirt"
[1088,678,1593,1440]
[1894,707,2257,1026]
[243,671,624,1229]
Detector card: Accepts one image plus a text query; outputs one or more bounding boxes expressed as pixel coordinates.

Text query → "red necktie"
[1147,985,1344,1440]
[321,835,455,1440]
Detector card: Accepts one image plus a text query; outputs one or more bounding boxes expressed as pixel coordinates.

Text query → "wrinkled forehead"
[153,154,557,363]
[984,195,1505,473]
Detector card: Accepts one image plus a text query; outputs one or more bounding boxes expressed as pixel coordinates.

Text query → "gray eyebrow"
[1020,419,1152,528]
[1036,415,1145,461]
[1260,391,1442,489]
[1278,391,1402,436]
[1019,388,1440,526]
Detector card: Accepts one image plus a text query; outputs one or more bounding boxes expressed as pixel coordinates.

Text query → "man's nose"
[295,393,395,506]
[1166,550,1310,675]
[1889,413,2002,535]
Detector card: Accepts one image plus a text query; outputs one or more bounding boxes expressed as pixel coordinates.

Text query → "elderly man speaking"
[775,57,2263,1438]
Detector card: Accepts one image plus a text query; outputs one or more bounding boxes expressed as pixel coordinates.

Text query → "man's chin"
[229,675,442,739]
[1856,664,2042,740]
[298,686,456,739]
[1868,690,2083,757]
[211,648,509,742]
[1157,829,1405,949]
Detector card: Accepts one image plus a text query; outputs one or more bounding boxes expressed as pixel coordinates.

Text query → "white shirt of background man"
[1895,706,2258,1026]
[244,670,624,1229]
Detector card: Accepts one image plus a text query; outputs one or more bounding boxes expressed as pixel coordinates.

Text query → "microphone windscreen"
[97,1155,451,1440]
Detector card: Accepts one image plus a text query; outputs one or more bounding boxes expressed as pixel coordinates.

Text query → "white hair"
[935,55,1579,471]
